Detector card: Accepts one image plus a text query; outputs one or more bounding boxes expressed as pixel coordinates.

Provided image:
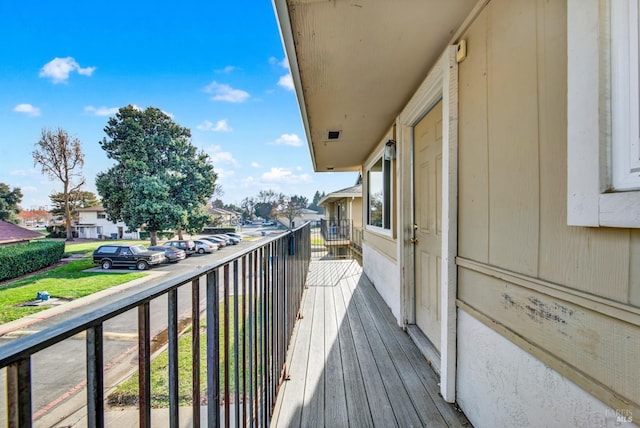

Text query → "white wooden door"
[413,100,442,352]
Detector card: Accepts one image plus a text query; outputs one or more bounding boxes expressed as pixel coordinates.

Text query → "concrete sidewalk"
[52,406,211,427]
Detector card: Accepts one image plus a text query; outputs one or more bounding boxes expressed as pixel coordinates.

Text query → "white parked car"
[194,239,217,254]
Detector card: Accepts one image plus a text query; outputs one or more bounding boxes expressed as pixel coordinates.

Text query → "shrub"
[0,240,65,282]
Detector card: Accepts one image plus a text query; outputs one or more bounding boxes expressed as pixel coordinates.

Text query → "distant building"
[208,207,239,225]
[75,206,140,240]
[318,180,363,260]
[277,208,323,229]
[0,220,44,246]
[318,181,363,229]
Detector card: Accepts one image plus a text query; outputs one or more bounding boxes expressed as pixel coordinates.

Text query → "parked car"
[148,245,186,263]
[92,244,166,270]
[225,232,243,241]
[193,239,217,254]
[213,234,237,245]
[163,239,196,256]
[202,236,226,248]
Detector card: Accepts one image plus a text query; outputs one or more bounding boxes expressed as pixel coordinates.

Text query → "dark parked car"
[92,245,166,270]
[163,239,196,256]
[148,245,186,263]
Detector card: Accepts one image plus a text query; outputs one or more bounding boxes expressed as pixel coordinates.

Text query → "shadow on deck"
[271,260,471,427]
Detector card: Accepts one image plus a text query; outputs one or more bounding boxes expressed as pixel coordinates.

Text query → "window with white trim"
[567,0,640,227]
[611,0,640,190]
[367,155,392,230]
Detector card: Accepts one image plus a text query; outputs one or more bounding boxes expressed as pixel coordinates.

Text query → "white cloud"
[271,133,303,147]
[216,65,236,74]
[251,161,261,168]
[214,168,235,179]
[13,103,40,116]
[162,110,174,119]
[203,81,250,103]
[278,73,294,91]
[197,119,231,132]
[262,167,311,184]
[206,145,239,167]
[10,168,40,176]
[84,106,119,116]
[39,57,96,83]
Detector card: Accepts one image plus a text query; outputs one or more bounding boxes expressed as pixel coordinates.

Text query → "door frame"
[398,46,458,402]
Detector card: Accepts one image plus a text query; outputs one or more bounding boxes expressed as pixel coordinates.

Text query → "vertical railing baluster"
[252,250,259,427]
[248,252,254,427]
[87,324,104,428]
[7,357,31,428]
[168,289,179,428]
[138,302,151,428]
[224,264,230,428]
[262,245,269,428]
[269,241,276,421]
[241,254,248,428]
[207,270,220,427]
[233,259,240,428]
[192,278,201,428]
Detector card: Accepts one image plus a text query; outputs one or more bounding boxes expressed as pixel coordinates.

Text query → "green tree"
[96,105,217,246]
[49,190,100,220]
[255,189,282,220]
[240,197,255,221]
[33,128,85,240]
[0,183,23,223]
[308,190,325,213]
[275,194,309,228]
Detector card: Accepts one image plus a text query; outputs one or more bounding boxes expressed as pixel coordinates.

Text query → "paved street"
[0,234,267,427]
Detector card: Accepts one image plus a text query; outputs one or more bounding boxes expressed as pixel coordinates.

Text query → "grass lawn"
[64,240,150,256]
[108,297,251,408]
[0,258,146,324]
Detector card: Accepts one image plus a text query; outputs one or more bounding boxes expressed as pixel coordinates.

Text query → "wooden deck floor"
[271,260,471,428]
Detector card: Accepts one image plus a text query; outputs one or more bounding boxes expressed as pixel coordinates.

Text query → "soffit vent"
[327,130,341,140]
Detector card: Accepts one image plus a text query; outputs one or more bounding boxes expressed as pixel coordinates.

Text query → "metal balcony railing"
[0,223,311,427]
[320,218,351,242]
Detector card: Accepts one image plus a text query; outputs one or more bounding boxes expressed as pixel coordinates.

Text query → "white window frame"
[568,0,640,227]
[365,151,393,235]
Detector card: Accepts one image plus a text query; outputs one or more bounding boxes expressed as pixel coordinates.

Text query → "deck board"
[272,260,471,428]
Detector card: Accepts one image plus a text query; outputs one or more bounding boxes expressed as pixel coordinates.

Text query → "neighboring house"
[275,1,639,426]
[319,181,363,259]
[319,181,363,229]
[75,206,140,240]
[277,208,322,229]
[0,220,44,246]
[208,207,239,225]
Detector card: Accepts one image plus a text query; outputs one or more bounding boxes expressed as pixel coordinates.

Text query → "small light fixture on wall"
[384,139,396,160]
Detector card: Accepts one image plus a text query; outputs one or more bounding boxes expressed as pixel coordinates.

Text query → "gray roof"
[0,221,44,244]
[318,184,362,206]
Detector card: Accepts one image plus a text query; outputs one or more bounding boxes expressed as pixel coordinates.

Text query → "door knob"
[410,238,418,244]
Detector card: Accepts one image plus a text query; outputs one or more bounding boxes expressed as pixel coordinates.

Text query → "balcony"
[0,223,468,426]
[319,218,362,263]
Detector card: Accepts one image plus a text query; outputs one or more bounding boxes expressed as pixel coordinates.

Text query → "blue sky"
[0,2,358,210]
